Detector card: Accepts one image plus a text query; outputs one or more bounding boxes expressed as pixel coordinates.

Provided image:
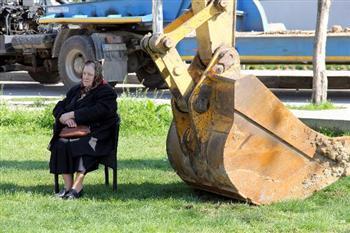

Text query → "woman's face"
[82,64,95,87]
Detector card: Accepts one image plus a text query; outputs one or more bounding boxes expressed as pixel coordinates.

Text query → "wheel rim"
[144,62,157,74]
[65,49,85,83]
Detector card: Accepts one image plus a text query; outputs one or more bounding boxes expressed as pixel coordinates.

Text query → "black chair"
[54,118,120,193]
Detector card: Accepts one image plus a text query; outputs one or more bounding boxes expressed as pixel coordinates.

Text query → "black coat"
[49,83,119,158]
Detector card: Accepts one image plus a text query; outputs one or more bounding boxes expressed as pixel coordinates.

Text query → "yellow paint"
[38,17,142,24]
[165,2,221,47]
[164,10,193,34]
[181,55,350,62]
[240,56,350,62]
[148,47,193,98]
[192,0,233,64]
[181,56,195,61]
[161,48,194,97]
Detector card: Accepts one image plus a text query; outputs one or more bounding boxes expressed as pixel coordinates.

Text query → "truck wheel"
[28,71,60,84]
[58,35,95,89]
[108,81,118,87]
[136,61,166,89]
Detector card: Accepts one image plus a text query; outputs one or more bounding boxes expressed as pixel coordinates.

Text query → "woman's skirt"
[49,138,101,174]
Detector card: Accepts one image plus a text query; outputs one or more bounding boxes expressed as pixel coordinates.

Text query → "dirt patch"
[301,136,350,191]
[315,136,350,177]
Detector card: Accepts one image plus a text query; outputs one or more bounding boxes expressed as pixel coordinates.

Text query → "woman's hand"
[64,119,77,128]
[59,111,75,124]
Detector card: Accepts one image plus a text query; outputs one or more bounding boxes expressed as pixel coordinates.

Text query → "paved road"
[1,71,349,107]
[0,71,168,99]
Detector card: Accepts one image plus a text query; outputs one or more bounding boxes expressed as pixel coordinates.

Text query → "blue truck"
[1,0,350,89]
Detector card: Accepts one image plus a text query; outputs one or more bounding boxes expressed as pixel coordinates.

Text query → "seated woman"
[48,60,119,199]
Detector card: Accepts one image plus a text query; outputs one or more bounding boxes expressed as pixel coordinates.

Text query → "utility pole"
[152,0,163,34]
[312,0,332,104]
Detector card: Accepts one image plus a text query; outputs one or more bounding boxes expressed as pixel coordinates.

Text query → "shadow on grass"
[119,159,170,171]
[0,160,48,170]
[0,159,242,204]
[0,181,239,204]
[0,159,170,171]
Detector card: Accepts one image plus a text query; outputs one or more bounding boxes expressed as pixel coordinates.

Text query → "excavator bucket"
[167,72,350,204]
[143,0,350,204]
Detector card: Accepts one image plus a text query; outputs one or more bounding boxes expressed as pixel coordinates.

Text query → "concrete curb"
[0,71,32,81]
[291,108,350,132]
[300,118,350,132]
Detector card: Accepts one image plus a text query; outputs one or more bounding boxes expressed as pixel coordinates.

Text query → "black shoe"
[55,188,70,198]
[65,189,83,199]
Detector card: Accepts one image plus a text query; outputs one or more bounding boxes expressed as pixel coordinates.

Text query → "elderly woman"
[48,60,118,199]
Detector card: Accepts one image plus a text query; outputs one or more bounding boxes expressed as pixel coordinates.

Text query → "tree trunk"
[312,0,331,104]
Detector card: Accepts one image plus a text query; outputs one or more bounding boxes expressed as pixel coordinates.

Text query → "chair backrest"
[99,116,120,168]
[113,116,121,154]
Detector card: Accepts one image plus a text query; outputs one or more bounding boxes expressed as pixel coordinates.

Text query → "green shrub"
[35,104,56,129]
[286,100,339,111]
[0,104,37,126]
[316,127,350,137]
[0,98,173,136]
[118,98,172,135]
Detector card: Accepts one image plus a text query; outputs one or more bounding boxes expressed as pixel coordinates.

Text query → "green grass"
[316,127,350,137]
[1,126,350,233]
[286,101,340,111]
[243,64,350,71]
[0,98,172,136]
[1,101,350,232]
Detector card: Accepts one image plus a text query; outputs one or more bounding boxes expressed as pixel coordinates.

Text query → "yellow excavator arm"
[141,0,350,205]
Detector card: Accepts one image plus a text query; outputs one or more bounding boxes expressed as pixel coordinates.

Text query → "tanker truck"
[0,0,181,88]
[1,0,350,89]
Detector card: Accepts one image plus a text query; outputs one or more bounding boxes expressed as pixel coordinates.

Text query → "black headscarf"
[80,60,105,96]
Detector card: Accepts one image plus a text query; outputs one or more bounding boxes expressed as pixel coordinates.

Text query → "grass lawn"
[286,101,341,111]
[1,103,350,232]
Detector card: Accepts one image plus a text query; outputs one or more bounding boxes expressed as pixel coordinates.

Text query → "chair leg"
[54,174,59,193]
[104,165,109,186]
[113,167,117,192]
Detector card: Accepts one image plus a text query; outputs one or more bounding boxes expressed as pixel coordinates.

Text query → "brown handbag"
[59,125,91,138]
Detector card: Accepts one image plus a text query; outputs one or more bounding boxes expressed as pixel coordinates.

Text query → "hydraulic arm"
[142,0,350,204]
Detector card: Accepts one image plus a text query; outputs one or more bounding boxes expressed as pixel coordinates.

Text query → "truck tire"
[108,81,118,87]
[28,71,60,84]
[136,60,166,89]
[58,35,95,89]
